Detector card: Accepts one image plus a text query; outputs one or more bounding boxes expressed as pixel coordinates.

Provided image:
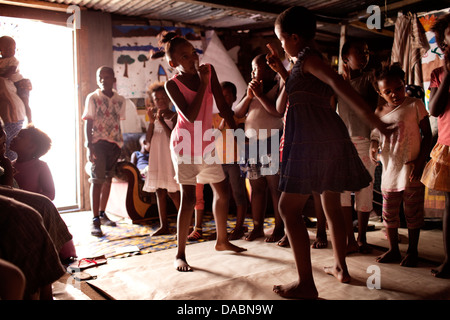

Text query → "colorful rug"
[68,212,275,260]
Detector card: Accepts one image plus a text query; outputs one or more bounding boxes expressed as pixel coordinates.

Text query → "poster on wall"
[112,25,203,108]
[419,8,449,106]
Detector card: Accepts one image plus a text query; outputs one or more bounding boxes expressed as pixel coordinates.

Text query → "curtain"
[391,13,430,86]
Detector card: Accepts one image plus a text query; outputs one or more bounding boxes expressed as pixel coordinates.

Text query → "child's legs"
[341,191,357,246]
[402,181,425,253]
[176,184,197,259]
[278,192,314,281]
[227,164,248,228]
[380,190,402,254]
[249,177,268,231]
[444,192,450,262]
[168,190,181,211]
[210,179,231,244]
[319,191,349,274]
[266,174,283,231]
[156,188,169,227]
[193,184,205,229]
[90,183,102,217]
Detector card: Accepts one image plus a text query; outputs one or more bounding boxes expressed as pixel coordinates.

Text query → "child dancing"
[268,6,392,299]
[161,32,246,272]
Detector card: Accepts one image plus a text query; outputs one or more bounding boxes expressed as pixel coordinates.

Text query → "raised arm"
[303,54,391,136]
[164,65,209,123]
[428,59,450,117]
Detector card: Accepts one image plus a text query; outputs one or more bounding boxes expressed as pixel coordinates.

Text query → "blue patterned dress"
[279,47,372,194]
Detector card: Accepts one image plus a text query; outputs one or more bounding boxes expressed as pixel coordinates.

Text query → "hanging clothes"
[391,13,430,86]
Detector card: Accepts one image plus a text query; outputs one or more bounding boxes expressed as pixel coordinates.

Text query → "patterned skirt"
[279,100,372,194]
[421,142,450,192]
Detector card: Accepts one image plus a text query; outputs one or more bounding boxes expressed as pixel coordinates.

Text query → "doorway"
[0,16,78,210]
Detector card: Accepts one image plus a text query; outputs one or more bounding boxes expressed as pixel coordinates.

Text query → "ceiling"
[4,0,450,43]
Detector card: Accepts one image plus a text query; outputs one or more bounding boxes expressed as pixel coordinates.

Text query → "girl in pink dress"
[161,32,246,272]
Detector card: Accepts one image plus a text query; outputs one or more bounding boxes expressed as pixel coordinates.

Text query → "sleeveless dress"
[143,114,180,193]
[279,47,372,194]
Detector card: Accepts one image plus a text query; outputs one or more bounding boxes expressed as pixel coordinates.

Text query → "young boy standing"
[82,66,126,236]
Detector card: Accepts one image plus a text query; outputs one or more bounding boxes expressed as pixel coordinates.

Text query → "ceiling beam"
[173,0,283,17]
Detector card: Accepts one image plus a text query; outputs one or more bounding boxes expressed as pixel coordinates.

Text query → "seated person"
[10,124,55,200]
[130,133,149,178]
[0,194,66,299]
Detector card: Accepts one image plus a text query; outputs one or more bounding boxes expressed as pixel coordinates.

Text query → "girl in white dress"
[143,82,180,235]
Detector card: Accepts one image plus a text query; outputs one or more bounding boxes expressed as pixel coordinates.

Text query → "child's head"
[96,66,115,92]
[159,31,198,73]
[341,40,369,71]
[431,13,450,52]
[0,36,16,58]
[221,81,237,107]
[373,63,406,107]
[10,124,52,160]
[138,134,149,153]
[274,6,316,58]
[251,54,276,82]
[147,81,171,110]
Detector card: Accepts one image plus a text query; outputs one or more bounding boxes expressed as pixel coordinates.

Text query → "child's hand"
[197,63,210,86]
[266,43,289,80]
[407,158,425,182]
[249,79,263,98]
[156,109,164,122]
[369,142,379,163]
[246,82,255,99]
[147,107,156,123]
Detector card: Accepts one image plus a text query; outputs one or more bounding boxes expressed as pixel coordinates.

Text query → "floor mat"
[64,211,275,259]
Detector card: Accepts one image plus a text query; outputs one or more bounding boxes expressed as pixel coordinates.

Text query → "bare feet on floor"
[215,241,247,253]
[400,252,418,267]
[245,228,265,241]
[311,236,328,249]
[277,234,289,247]
[228,226,248,240]
[174,256,192,272]
[265,228,285,243]
[151,226,171,236]
[323,265,351,283]
[431,263,450,278]
[376,249,402,264]
[273,280,319,300]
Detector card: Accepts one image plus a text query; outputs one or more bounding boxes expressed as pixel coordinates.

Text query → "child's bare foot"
[228,226,248,240]
[323,265,351,283]
[400,252,418,267]
[215,241,247,253]
[273,280,318,299]
[376,249,402,263]
[174,257,192,272]
[265,228,284,243]
[152,226,171,236]
[277,235,289,247]
[345,241,359,255]
[311,236,328,249]
[431,262,450,278]
[245,228,265,241]
[358,242,373,254]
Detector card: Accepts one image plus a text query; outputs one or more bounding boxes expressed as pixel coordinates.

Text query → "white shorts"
[341,137,376,212]
[171,151,225,186]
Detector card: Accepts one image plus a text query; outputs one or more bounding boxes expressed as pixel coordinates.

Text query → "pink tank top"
[170,64,214,157]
